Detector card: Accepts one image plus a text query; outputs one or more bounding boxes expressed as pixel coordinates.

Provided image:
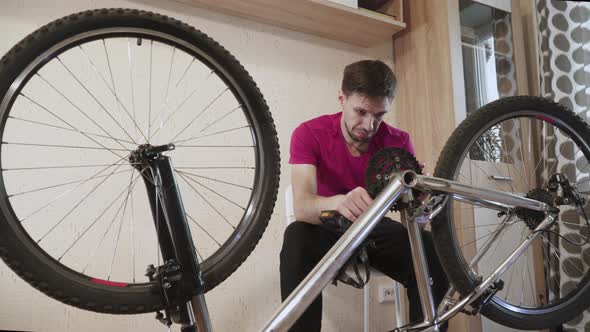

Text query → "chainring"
[365,147,423,209]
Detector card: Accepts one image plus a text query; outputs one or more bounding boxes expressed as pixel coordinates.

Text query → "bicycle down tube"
[260,175,407,331]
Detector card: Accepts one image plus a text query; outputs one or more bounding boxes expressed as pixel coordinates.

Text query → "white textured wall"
[0,0,400,331]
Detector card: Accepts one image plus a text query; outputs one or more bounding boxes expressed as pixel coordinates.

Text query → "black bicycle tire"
[0,8,280,314]
[432,96,590,329]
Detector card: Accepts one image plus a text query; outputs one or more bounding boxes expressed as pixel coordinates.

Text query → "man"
[280,60,448,331]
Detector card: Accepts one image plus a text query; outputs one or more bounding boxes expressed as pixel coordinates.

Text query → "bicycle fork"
[133,144,212,332]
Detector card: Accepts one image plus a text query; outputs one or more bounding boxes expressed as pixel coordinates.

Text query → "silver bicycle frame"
[259,171,555,332]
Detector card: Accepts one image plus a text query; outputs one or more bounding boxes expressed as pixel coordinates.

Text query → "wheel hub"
[129,143,176,170]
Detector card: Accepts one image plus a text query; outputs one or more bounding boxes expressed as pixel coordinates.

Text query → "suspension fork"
[136,144,212,332]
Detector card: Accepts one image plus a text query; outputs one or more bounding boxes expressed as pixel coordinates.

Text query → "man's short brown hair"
[341,60,396,100]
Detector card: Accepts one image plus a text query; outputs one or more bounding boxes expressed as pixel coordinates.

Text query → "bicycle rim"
[433,98,590,327]
[0,13,277,298]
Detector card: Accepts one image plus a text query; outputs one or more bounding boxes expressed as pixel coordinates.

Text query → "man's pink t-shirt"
[289,112,415,197]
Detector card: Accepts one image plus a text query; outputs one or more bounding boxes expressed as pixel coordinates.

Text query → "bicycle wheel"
[432,96,590,329]
[0,8,280,314]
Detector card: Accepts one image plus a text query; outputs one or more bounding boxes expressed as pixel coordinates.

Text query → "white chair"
[285,185,405,331]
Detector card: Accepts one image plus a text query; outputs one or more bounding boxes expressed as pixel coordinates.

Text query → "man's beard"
[346,124,373,143]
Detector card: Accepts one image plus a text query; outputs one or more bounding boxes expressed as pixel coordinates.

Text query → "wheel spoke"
[77,43,148,143]
[34,73,127,148]
[504,262,516,301]
[541,236,554,303]
[186,213,223,248]
[4,164,131,171]
[175,145,255,148]
[525,244,538,307]
[4,141,129,151]
[514,119,532,190]
[454,221,505,230]
[197,105,242,134]
[518,227,530,306]
[37,161,129,242]
[130,173,136,283]
[506,224,525,304]
[160,47,176,121]
[459,229,497,250]
[467,214,514,268]
[108,171,138,280]
[558,223,590,243]
[80,172,141,274]
[148,40,153,142]
[544,235,585,278]
[168,87,230,143]
[557,220,590,227]
[176,169,246,210]
[458,170,473,184]
[500,123,531,191]
[56,57,138,144]
[18,155,130,223]
[59,170,141,261]
[19,92,128,159]
[102,40,124,141]
[174,125,251,146]
[175,166,254,170]
[474,139,515,193]
[126,39,139,142]
[148,70,214,134]
[175,58,195,88]
[9,115,135,146]
[177,170,252,190]
[8,169,131,197]
[81,198,127,274]
[177,172,236,230]
[196,249,204,262]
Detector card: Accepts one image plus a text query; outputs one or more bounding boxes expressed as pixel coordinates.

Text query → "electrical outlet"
[378,285,396,303]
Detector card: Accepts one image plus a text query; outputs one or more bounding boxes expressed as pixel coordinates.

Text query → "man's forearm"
[294,193,343,224]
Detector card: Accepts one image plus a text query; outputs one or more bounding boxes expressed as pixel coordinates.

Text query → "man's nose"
[361,116,375,131]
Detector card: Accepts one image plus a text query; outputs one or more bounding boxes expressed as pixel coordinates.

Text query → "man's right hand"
[336,187,374,222]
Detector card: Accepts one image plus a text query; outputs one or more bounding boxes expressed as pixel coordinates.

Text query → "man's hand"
[336,187,374,222]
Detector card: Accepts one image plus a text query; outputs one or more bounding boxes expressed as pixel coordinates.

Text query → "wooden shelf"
[173,0,406,47]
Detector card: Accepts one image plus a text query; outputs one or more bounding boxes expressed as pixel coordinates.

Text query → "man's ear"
[338,90,346,107]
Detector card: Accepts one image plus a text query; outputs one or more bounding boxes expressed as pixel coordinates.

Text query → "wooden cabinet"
[172,0,405,47]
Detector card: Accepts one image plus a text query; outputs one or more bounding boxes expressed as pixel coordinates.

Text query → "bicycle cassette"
[515,188,556,230]
[365,147,423,209]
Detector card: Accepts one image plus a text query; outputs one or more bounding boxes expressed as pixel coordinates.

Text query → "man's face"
[338,92,391,144]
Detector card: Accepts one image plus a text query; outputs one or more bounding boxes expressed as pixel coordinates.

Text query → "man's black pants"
[279,218,449,332]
